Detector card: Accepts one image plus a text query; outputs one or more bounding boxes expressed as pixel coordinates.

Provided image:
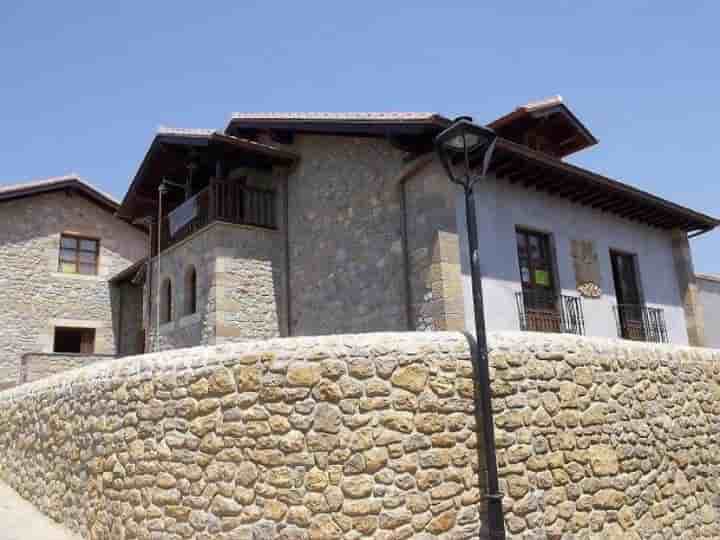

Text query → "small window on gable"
[54,327,95,353]
[59,234,99,275]
[185,266,197,315]
[161,278,173,323]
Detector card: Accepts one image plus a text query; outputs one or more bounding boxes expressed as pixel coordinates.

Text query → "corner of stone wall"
[671,229,706,346]
[430,230,466,331]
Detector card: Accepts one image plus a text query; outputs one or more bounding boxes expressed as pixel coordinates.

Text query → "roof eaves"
[696,273,720,284]
[496,138,719,230]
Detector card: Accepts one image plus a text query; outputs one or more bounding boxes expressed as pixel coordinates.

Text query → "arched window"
[185,266,197,315]
[161,278,173,323]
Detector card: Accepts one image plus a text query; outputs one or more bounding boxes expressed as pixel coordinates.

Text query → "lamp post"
[435,117,505,539]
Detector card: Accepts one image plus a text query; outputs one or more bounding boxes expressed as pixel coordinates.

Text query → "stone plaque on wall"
[571,239,602,298]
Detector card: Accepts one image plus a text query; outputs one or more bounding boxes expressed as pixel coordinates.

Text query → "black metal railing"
[152,179,277,255]
[614,304,668,343]
[515,291,585,335]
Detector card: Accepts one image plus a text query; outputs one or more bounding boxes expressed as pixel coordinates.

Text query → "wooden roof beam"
[507,166,541,184]
[521,171,548,188]
[594,196,629,211]
[608,200,647,216]
[573,192,612,205]
[538,179,567,194]
[555,182,593,199]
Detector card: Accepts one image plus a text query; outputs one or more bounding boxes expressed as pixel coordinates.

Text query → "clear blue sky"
[2,1,718,271]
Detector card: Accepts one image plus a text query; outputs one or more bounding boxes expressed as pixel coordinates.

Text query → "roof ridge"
[520,95,564,111]
[157,126,218,136]
[0,174,120,206]
[230,112,440,120]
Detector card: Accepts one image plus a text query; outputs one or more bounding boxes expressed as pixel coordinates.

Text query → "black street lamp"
[435,117,505,539]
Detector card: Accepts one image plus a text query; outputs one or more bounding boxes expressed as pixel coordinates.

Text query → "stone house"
[0,176,147,389]
[113,97,717,353]
[697,273,720,348]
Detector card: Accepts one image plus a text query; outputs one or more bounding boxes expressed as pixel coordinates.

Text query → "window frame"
[58,233,100,275]
[515,227,559,296]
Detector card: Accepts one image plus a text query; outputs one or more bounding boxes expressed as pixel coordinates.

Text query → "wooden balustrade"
[151,179,276,255]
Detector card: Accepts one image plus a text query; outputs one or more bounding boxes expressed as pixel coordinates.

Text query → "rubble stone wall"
[490,332,720,539]
[0,332,486,540]
[20,352,115,384]
[2,331,719,539]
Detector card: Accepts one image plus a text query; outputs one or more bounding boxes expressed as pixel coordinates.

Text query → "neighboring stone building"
[697,273,720,348]
[115,99,717,353]
[0,176,147,389]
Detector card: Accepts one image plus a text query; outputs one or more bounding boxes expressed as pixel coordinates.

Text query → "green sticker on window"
[535,269,550,286]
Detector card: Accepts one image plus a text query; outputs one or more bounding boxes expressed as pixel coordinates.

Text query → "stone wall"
[19,352,115,384]
[147,219,286,352]
[490,332,720,539]
[0,331,486,540]
[112,280,145,357]
[0,191,147,389]
[404,160,464,332]
[697,274,720,349]
[286,136,411,335]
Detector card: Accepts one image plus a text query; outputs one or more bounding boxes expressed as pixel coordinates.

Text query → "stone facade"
[112,279,145,357]
[285,135,410,335]
[0,331,486,540]
[490,332,720,539]
[671,229,706,347]
[146,220,286,352]
[19,352,115,384]
[271,134,462,336]
[698,274,720,349]
[404,161,464,332]
[0,191,147,389]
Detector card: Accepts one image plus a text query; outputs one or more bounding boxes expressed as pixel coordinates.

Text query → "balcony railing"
[515,291,585,335]
[152,178,276,255]
[614,304,668,343]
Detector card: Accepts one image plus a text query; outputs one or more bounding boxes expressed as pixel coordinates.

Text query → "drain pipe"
[156,183,167,352]
[397,154,434,331]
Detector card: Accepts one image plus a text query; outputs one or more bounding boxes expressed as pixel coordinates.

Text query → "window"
[54,327,95,353]
[161,278,173,323]
[59,234,99,275]
[516,229,556,295]
[185,266,197,315]
[609,251,665,342]
[516,229,560,332]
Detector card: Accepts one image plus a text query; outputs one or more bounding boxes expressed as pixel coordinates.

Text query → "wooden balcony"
[151,178,277,255]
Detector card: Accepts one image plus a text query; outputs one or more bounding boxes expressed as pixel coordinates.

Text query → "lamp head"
[435,118,498,189]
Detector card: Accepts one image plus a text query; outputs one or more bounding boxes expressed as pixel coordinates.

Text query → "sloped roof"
[0,174,120,212]
[488,96,598,158]
[118,127,299,219]
[230,112,445,122]
[227,112,451,139]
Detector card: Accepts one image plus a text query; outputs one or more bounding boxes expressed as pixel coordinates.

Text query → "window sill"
[51,272,102,282]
